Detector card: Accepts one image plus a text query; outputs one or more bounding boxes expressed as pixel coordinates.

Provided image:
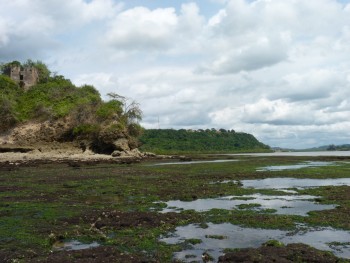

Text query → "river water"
[223,151,350,157]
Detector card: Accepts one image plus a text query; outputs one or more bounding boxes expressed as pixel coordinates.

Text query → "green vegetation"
[326,144,350,151]
[237,203,262,209]
[186,238,202,245]
[139,128,270,154]
[205,234,228,240]
[263,240,285,247]
[1,155,349,262]
[298,144,350,152]
[0,60,142,144]
[1,60,270,154]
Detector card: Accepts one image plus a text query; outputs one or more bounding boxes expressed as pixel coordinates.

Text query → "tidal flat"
[0,154,350,262]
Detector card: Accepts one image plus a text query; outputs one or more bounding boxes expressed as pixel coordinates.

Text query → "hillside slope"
[139,129,270,154]
[0,61,142,156]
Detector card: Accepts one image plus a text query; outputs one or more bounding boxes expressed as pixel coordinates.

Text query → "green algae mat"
[1,155,350,262]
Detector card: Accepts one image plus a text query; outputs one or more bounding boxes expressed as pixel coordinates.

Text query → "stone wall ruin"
[4,65,39,90]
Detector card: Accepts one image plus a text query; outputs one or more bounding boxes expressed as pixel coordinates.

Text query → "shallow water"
[150,159,237,166]
[160,223,350,262]
[161,177,350,216]
[257,161,335,171]
[161,193,336,216]
[223,151,350,157]
[52,240,100,251]
[240,177,350,190]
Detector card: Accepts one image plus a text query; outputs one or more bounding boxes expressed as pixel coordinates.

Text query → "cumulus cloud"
[73,72,119,98]
[200,35,288,74]
[271,69,348,102]
[2,0,350,148]
[104,3,205,53]
[0,18,10,47]
[105,7,178,51]
[199,0,349,74]
[0,0,122,61]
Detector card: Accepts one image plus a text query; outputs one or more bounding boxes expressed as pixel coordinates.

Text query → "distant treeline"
[139,129,270,154]
[299,144,350,152]
[326,144,350,151]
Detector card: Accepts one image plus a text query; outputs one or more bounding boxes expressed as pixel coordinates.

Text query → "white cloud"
[271,69,348,102]
[200,0,349,74]
[0,18,10,47]
[105,7,178,51]
[104,3,205,53]
[201,35,288,74]
[0,0,122,60]
[1,0,350,148]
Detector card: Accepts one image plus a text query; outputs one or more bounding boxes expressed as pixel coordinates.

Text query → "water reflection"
[150,159,238,166]
[52,240,100,251]
[160,223,350,262]
[241,177,350,189]
[222,151,350,157]
[257,161,335,171]
[161,194,336,216]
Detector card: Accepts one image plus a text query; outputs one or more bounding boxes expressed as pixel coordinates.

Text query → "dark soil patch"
[218,243,348,263]
[63,209,194,230]
[0,157,140,170]
[29,246,155,263]
[0,185,27,192]
[0,147,34,153]
[326,186,350,200]
[0,247,41,263]
[0,162,20,171]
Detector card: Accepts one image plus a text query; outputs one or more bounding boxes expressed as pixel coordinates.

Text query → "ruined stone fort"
[4,65,39,90]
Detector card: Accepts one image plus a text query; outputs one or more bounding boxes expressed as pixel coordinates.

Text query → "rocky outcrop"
[0,120,149,159]
[0,118,74,145]
[113,138,130,152]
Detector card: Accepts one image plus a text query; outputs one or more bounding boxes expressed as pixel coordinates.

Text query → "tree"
[327,144,336,151]
[0,98,18,131]
[0,61,21,74]
[23,59,51,83]
[106,92,143,138]
[107,92,143,124]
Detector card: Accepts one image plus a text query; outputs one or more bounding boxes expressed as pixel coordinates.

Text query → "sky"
[1,0,350,149]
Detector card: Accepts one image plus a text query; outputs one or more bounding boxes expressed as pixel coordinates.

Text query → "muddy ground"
[218,243,345,263]
[0,154,350,262]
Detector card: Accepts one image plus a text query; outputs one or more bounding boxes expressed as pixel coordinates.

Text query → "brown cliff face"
[1,117,75,144]
[0,118,139,157]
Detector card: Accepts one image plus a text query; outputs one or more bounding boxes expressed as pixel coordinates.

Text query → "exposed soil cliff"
[0,118,147,160]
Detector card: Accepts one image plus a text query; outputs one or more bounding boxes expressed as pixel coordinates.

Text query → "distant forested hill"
[302,144,350,152]
[139,129,270,154]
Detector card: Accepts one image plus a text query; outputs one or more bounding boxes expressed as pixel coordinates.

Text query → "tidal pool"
[257,161,335,171]
[161,177,350,216]
[150,159,238,166]
[160,223,350,262]
[240,177,350,190]
[161,194,336,216]
[52,240,100,251]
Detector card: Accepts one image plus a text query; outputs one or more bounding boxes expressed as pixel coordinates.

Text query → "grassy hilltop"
[0,60,142,153]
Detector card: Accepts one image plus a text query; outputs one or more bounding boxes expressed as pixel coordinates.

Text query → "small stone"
[111,150,122,157]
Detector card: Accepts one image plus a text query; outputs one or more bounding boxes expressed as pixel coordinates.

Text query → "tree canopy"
[0,61,143,140]
[139,129,270,154]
